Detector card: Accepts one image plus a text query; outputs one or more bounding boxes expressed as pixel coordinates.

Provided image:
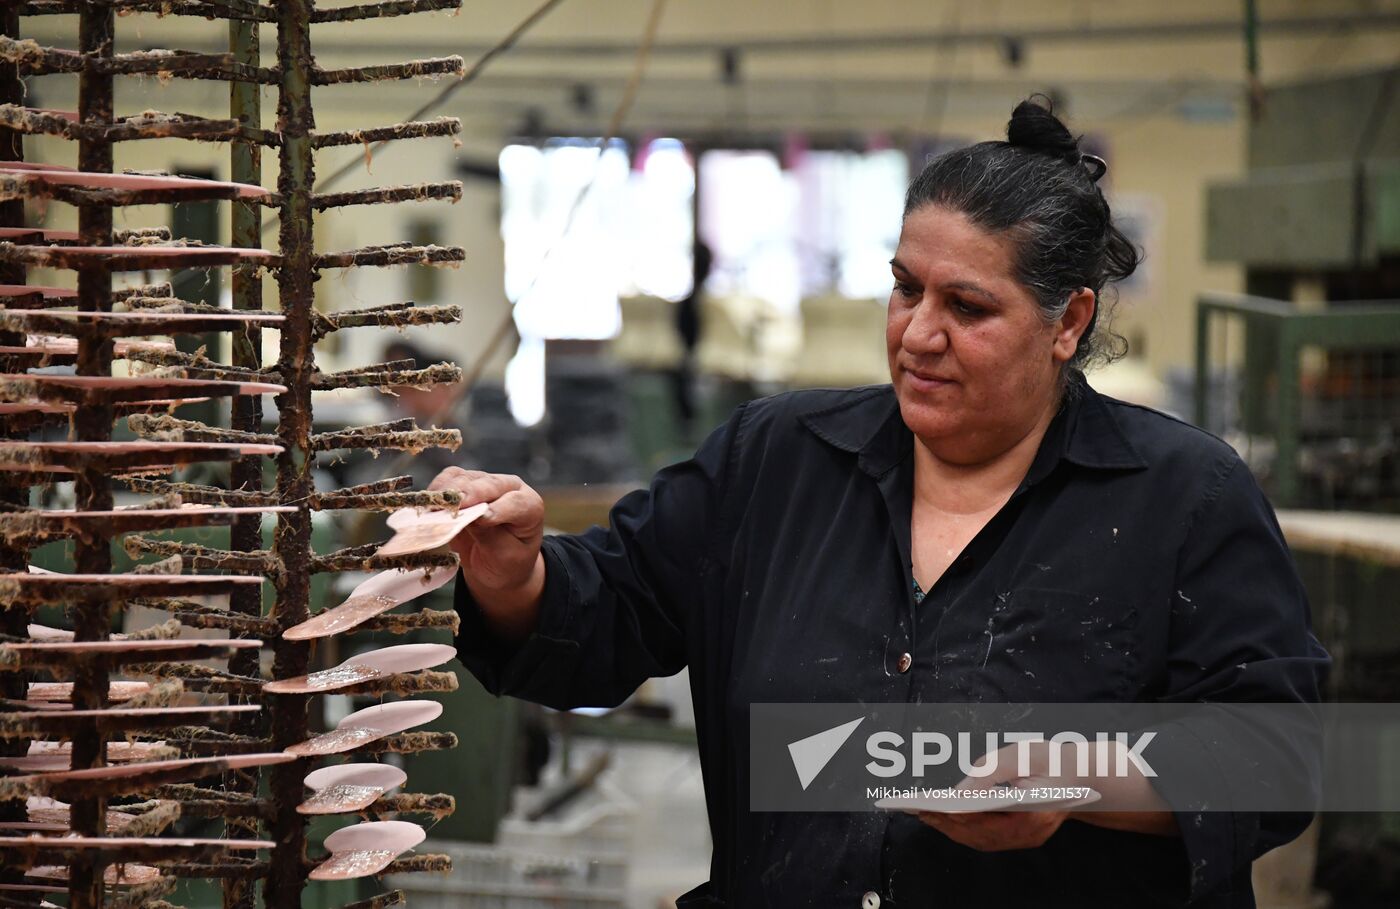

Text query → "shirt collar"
[798,370,1149,482]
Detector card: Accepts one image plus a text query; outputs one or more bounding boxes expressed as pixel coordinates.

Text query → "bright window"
[499,138,696,424]
[498,141,908,422]
[698,147,910,311]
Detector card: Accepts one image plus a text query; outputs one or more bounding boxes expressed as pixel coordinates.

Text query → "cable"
[919,0,964,139]
[157,0,568,299]
[370,0,669,484]
[310,0,570,199]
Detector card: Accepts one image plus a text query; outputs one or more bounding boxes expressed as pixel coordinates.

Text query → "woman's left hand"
[913,737,1178,850]
[912,808,1069,851]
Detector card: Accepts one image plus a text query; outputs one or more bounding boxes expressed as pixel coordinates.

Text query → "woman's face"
[886,204,1092,462]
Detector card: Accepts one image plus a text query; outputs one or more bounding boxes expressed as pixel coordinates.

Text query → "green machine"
[1200,66,1400,511]
[1201,65,1400,884]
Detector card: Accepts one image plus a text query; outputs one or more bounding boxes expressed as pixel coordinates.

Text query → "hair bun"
[1006,96,1079,164]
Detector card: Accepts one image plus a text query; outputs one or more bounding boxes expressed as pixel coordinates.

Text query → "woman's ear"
[1053,288,1096,363]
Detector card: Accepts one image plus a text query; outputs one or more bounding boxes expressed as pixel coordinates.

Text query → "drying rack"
[0,3,472,907]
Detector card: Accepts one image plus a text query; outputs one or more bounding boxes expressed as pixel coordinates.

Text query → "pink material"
[2,638,263,655]
[0,441,281,454]
[22,334,175,353]
[309,820,425,881]
[121,397,210,408]
[102,505,291,517]
[17,752,295,784]
[0,441,284,470]
[265,643,456,694]
[0,309,284,324]
[0,155,76,169]
[297,763,407,815]
[304,762,407,792]
[377,503,488,557]
[284,700,443,757]
[324,820,425,854]
[283,565,457,641]
[0,228,79,241]
[26,864,161,886]
[0,835,273,850]
[0,340,174,359]
[307,849,399,881]
[4,704,261,720]
[28,741,168,759]
[27,680,151,702]
[5,244,277,262]
[0,284,76,298]
[1,506,295,529]
[2,757,114,773]
[1,162,72,172]
[2,701,70,714]
[0,166,269,199]
[5,465,182,478]
[0,398,210,416]
[0,740,168,770]
[3,573,263,595]
[0,372,287,396]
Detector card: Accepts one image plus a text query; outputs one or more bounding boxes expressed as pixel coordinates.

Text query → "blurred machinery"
[1201,64,1400,904]
[1201,66,1400,511]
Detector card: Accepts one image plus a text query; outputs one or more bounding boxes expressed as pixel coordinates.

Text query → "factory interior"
[1,1,1400,907]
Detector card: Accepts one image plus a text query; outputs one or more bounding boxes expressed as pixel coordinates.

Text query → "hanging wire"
[919,0,964,140]
[367,0,669,485]
[160,0,568,301]
[307,0,571,204]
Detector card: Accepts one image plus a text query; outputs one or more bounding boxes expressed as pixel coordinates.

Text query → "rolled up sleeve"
[454,402,748,710]
[1150,456,1330,903]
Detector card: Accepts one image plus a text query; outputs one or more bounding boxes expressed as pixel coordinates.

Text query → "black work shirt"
[455,370,1329,908]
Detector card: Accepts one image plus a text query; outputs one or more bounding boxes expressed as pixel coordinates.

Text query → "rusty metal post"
[70,5,117,907]
[267,2,315,907]
[225,14,265,909]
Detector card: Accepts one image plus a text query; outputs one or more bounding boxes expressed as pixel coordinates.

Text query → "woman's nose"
[903,302,950,355]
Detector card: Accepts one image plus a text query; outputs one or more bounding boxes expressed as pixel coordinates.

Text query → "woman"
[433,99,1328,907]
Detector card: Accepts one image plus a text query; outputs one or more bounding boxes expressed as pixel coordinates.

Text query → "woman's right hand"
[428,466,547,642]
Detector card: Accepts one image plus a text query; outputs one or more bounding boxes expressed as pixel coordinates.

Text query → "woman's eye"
[894,282,918,300]
[952,298,984,317]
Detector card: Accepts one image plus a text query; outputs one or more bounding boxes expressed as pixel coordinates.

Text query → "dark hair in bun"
[903,94,1138,379]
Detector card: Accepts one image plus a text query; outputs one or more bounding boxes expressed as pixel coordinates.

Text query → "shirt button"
[862,892,882,909]
[896,653,912,674]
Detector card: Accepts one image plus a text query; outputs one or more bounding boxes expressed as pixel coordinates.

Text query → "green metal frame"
[1194,292,1400,506]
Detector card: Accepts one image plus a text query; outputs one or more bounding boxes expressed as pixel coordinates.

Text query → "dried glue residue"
[303,664,383,690]
[284,595,398,640]
[310,848,397,881]
[269,661,388,692]
[287,725,383,757]
[300,783,383,814]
